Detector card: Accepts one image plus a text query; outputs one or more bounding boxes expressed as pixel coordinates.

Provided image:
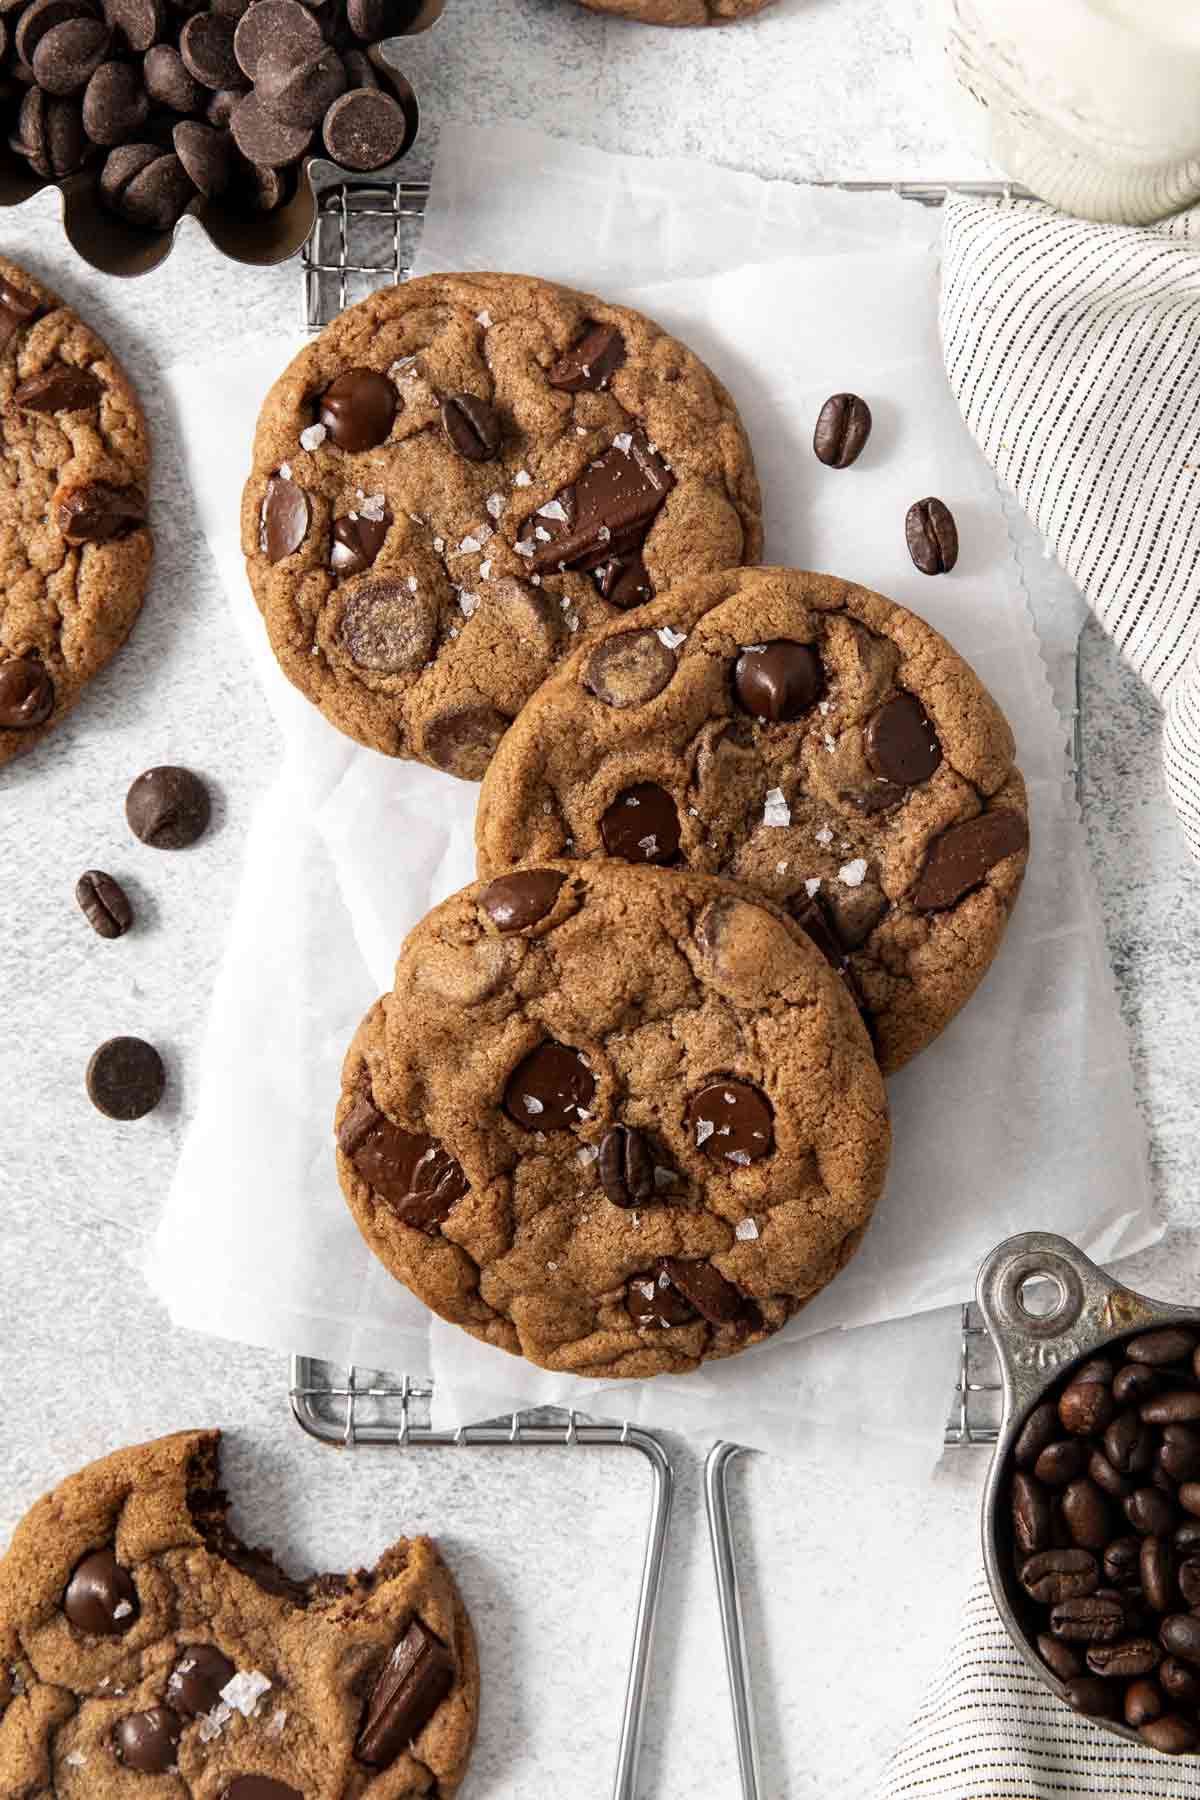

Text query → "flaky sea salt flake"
[638,834,658,854]
[537,499,569,522]
[824,733,837,754]
[222,1671,272,1717]
[514,468,532,486]
[479,559,492,580]
[577,1145,599,1168]
[64,1750,87,1767]
[514,539,535,558]
[278,462,292,481]
[299,423,326,452]
[763,787,791,828]
[268,1709,287,1739]
[613,431,633,454]
[776,860,788,874]
[198,1703,232,1743]
[728,1150,751,1166]
[407,576,418,593]
[735,1217,759,1241]
[458,591,479,619]
[804,877,821,897]
[486,492,506,518]
[838,858,868,888]
[695,1119,714,1146]
[459,535,482,554]
[815,826,833,846]
[523,1095,544,1115]
[112,1600,132,1620]
[476,308,493,327]
[657,625,686,649]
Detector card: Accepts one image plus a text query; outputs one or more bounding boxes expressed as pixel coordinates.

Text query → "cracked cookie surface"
[335,862,890,1379]
[0,254,152,771]
[475,567,1030,1073]
[575,0,775,21]
[242,272,762,778]
[0,1429,478,1798]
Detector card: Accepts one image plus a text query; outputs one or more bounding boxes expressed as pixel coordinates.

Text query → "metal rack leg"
[705,1442,762,1800]
[614,1427,675,1800]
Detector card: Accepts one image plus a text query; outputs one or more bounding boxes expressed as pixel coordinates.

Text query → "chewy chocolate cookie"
[335,863,890,1378]
[243,272,762,777]
[475,566,1030,1073]
[0,256,151,770]
[0,1429,478,1796]
[575,0,775,22]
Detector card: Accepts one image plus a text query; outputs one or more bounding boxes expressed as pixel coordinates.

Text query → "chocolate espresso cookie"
[335,863,890,1378]
[0,256,151,769]
[243,272,762,777]
[476,567,1029,1073]
[0,1429,478,1796]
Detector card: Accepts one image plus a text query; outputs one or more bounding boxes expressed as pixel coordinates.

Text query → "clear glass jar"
[943,0,1200,222]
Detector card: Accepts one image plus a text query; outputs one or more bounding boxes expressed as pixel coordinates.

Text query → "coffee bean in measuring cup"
[1007,1322,1200,1752]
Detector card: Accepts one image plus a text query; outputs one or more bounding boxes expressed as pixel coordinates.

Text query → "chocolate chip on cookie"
[355,1619,456,1767]
[57,480,146,541]
[914,810,1028,912]
[167,1643,236,1715]
[686,1078,773,1164]
[548,320,626,393]
[318,366,397,452]
[13,362,103,412]
[114,1707,181,1772]
[0,658,54,729]
[260,473,310,563]
[584,629,676,708]
[63,1548,138,1634]
[600,781,680,864]
[479,868,564,931]
[734,641,823,720]
[337,1094,468,1231]
[504,1040,595,1130]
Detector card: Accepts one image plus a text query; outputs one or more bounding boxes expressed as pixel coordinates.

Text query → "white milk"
[943,0,1200,221]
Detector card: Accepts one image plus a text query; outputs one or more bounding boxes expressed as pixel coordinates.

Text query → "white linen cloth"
[941,194,1200,862]
[148,126,1154,1459]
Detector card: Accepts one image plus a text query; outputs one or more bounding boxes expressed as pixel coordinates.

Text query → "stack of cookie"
[241,271,1029,1382]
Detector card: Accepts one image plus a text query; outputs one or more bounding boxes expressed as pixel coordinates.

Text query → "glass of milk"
[943,0,1200,222]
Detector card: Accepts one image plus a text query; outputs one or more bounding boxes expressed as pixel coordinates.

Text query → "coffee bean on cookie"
[355,1619,455,1767]
[865,692,941,785]
[338,1095,467,1230]
[599,1124,654,1207]
[260,473,309,562]
[172,118,233,194]
[906,496,959,575]
[330,506,391,575]
[441,392,501,462]
[76,869,133,937]
[81,59,149,142]
[913,810,1028,912]
[322,85,407,170]
[63,1547,138,1632]
[126,764,210,848]
[114,1708,181,1773]
[318,367,396,451]
[548,321,626,393]
[584,629,676,708]
[86,1034,165,1118]
[813,392,872,468]
[600,781,679,864]
[57,481,145,540]
[229,89,311,165]
[0,657,54,728]
[33,15,111,95]
[142,41,204,110]
[686,1079,773,1164]
[733,641,823,720]
[479,869,564,932]
[232,0,321,78]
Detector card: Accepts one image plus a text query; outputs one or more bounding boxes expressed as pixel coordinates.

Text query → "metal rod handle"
[705,1442,761,1800]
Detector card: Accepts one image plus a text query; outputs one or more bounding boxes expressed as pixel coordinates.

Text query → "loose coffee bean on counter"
[1010,1324,1200,1752]
[75,869,133,938]
[905,496,959,576]
[813,392,872,469]
[86,1034,164,1118]
[126,765,210,849]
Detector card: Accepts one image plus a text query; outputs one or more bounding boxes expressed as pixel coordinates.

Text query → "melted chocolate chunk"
[12,363,103,412]
[864,692,942,786]
[547,321,626,393]
[330,505,391,576]
[503,1041,594,1131]
[913,810,1028,912]
[260,474,309,563]
[0,658,54,729]
[338,1096,468,1231]
[318,367,396,452]
[686,1079,773,1165]
[659,1256,747,1325]
[114,1708,181,1773]
[600,781,679,864]
[627,1268,697,1329]
[733,642,823,721]
[522,431,673,576]
[355,1619,455,1768]
[167,1643,236,1716]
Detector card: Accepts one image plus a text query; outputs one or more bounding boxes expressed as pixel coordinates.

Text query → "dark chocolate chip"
[33,15,111,95]
[864,692,941,786]
[179,7,238,83]
[913,811,1028,912]
[18,86,87,175]
[76,869,133,937]
[232,0,320,77]
[318,366,396,452]
[57,481,146,541]
[260,473,309,562]
[600,781,679,864]
[686,1078,773,1166]
[355,1619,455,1768]
[114,1708,181,1773]
[13,362,103,412]
[126,765,210,848]
[167,1644,236,1716]
[63,1548,138,1632]
[143,42,203,109]
[86,1035,165,1118]
[523,431,673,577]
[813,391,872,468]
[733,642,822,721]
[172,117,233,193]
[906,496,959,575]
[337,1096,467,1231]
[548,321,625,394]
[229,87,310,164]
[584,629,675,708]
[598,1124,654,1208]
[594,551,652,609]
[221,1782,303,1800]
[330,505,390,575]
[205,81,246,124]
[0,274,41,350]
[340,576,433,673]
[479,869,563,932]
[321,85,406,170]
[658,1256,746,1326]
[103,0,165,51]
[422,703,508,779]
[0,657,53,728]
[15,0,93,69]
[255,40,344,128]
[82,59,149,142]
[503,1040,594,1132]
[441,391,500,462]
[344,0,407,36]
[103,147,195,229]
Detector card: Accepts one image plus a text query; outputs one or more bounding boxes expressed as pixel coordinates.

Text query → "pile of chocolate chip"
[1009,1324,1200,1752]
[5,0,415,232]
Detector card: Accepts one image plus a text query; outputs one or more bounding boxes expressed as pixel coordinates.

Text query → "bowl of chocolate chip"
[0,0,436,275]
[980,1231,1200,1754]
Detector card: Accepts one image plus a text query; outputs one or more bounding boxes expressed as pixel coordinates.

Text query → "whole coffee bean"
[126,765,210,848]
[1034,1440,1088,1487]
[75,869,133,938]
[1177,1520,1200,1554]
[1115,1363,1163,1405]
[86,1035,165,1119]
[441,392,501,463]
[1050,1594,1126,1643]
[1014,1401,1060,1471]
[1129,1328,1199,1366]
[33,14,111,95]
[1142,1536,1177,1613]
[1144,1392,1200,1425]
[1089,1450,1134,1501]
[813,392,872,469]
[1062,1479,1111,1552]
[1063,1674,1122,1718]
[1105,1410,1154,1475]
[1060,1379,1115,1437]
[1160,1424,1200,1483]
[1178,1558,1200,1608]
[1140,1715,1199,1753]
[1161,1614,1200,1665]
[1036,1632,1082,1681]
[0,656,54,728]
[1181,1483,1200,1518]
[1076,1358,1117,1386]
[1087,1637,1161,1679]
[1012,1473,1053,1556]
[1126,1679,1165,1727]
[1126,1487,1178,1537]
[1161,1657,1200,1703]
[1104,1537,1143,1588]
[322,85,406,170]
[905,496,958,576]
[1020,1548,1098,1606]
[598,1124,654,1208]
[82,59,149,142]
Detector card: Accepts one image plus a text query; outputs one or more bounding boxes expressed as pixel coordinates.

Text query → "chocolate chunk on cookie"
[476,566,1029,1072]
[0,255,151,771]
[0,1430,479,1796]
[335,863,889,1378]
[243,272,762,774]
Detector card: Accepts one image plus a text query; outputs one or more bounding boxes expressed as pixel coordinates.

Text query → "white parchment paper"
[149,126,1156,1459]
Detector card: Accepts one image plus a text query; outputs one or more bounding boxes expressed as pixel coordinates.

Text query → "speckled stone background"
[1,1,1196,1793]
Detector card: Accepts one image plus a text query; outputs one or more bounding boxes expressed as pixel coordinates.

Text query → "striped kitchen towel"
[878,1579,1200,1798]
[940,196,1200,861]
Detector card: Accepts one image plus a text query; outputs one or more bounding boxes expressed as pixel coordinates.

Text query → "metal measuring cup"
[978,1229,1200,1746]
